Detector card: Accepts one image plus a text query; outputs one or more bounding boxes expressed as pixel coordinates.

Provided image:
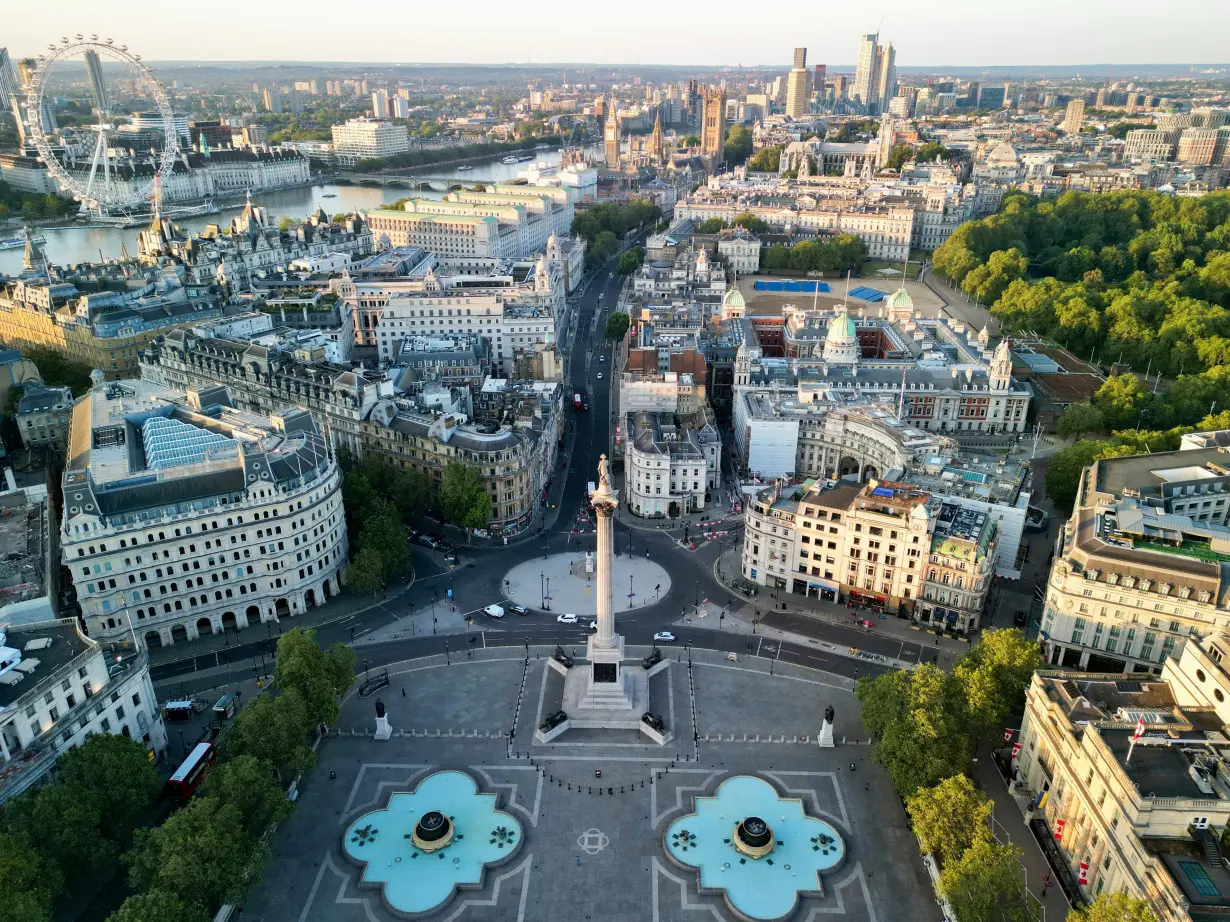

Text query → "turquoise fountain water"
[342,770,523,917]
[664,775,846,922]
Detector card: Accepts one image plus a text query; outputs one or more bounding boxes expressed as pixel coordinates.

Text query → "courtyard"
[245,646,940,922]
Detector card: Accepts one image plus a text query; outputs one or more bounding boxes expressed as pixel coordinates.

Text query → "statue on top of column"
[598,454,612,491]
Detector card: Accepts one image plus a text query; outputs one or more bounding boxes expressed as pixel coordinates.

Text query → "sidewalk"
[352,599,476,647]
[145,569,418,669]
[973,750,1072,919]
[712,546,971,670]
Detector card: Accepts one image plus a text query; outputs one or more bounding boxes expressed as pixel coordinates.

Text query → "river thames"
[0,144,598,276]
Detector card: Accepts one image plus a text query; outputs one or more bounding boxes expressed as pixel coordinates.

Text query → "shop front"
[848,589,887,612]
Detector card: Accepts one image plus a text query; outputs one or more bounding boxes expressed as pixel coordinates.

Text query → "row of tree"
[340,450,492,594]
[760,233,869,274]
[0,180,77,220]
[722,124,754,166]
[617,246,646,275]
[352,135,562,172]
[859,629,1156,921]
[932,190,1230,380]
[0,628,352,922]
[884,141,952,171]
[571,199,662,268]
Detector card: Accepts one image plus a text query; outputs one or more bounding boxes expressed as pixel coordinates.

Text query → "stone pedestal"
[374,715,392,741]
[817,718,835,748]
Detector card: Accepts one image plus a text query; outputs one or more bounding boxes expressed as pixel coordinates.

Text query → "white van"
[483,604,505,619]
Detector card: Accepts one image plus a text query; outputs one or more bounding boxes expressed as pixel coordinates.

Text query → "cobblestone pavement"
[242,646,942,922]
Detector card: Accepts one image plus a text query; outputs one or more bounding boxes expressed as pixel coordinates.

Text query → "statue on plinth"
[374,698,392,741]
[818,704,835,748]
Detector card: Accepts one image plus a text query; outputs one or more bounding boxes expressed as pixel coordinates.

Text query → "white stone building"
[62,377,347,649]
[330,118,411,166]
[624,410,721,518]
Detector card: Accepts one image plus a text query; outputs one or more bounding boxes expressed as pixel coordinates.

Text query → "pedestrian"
[401,688,406,698]
[864,782,869,791]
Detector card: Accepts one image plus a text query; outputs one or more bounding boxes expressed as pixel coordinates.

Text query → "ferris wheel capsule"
[90,33,98,41]
[105,37,113,44]
[75,34,83,40]
[134,55,141,61]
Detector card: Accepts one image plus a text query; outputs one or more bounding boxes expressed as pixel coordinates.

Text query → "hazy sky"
[11,0,1230,67]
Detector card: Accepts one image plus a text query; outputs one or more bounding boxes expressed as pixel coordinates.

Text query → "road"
[151,239,895,694]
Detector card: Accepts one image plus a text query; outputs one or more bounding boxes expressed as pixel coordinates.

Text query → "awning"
[809,579,839,591]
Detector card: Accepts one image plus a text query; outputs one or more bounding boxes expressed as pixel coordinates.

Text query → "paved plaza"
[245,647,941,922]
[503,552,672,616]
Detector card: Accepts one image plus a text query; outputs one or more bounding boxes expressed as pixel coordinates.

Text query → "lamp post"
[545,577,551,612]
[540,571,546,609]
[628,574,634,608]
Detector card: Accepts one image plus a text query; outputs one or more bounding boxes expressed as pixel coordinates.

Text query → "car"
[556,613,579,624]
[653,631,676,643]
[508,603,528,616]
[483,604,505,618]
[588,620,597,631]
[599,354,606,362]
[418,534,440,549]
[596,372,603,380]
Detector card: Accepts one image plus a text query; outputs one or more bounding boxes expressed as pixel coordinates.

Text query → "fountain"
[664,775,846,922]
[342,770,523,917]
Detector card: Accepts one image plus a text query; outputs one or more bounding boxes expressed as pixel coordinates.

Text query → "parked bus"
[573,392,584,412]
[166,741,216,804]
[161,699,197,722]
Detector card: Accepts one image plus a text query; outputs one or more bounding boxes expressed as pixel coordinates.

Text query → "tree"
[1045,439,1137,513]
[962,247,1027,304]
[856,664,973,798]
[617,246,645,275]
[733,213,769,235]
[1067,893,1159,922]
[106,891,211,922]
[347,543,386,595]
[227,691,317,782]
[440,461,492,534]
[1057,402,1104,441]
[682,134,701,147]
[273,627,356,726]
[905,775,994,870]
[605,311,631,342]
[1092,375,1152,431]
[58,734,161,846]
[747,144,783,172]
[696,218,728,234]
[0,833,54,922]
[0,783,116,890]
[128,798,259,912]
[938,839,1036,922]
[358,503,412,578]
[199,755,294,839]
[886,144,914,170]
[954,629,1042,745]
[723,124,753,165]
[915,141,950,163]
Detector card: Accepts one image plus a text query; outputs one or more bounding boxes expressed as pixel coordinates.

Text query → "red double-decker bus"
[166,741,216,804]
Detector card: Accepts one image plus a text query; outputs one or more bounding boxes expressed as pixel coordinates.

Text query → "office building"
[1124,129,1179,161]
[0,616,167,805]
[15,384,73,451]
[786,48,812,119]
[872,43,896,116]
[741,477,999,628]
[701,88,727,159]
[1063,98,1086,135]
[62,377,347,649]
[330,118,411,166]
[1177,128,1220,165]
[624,410,721,518]
[853,34,880,110]
[262,87,282,114]
[1013,633,1230,919]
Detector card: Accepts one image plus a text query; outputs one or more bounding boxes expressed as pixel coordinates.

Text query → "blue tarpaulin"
[753,280,831,293]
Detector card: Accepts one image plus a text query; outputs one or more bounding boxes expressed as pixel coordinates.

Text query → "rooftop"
[0,620,86,710]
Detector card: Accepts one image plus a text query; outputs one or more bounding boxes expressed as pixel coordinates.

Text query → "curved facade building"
[62,378,347,649]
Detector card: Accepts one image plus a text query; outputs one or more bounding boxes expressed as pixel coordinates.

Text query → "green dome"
[886,287,913,311]
[723,287,746,307]
[826,313,858,343]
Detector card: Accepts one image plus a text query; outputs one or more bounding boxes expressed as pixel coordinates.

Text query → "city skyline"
[12,0,1230,68]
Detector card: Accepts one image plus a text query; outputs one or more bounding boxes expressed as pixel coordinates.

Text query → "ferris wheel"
[25,35,179,215]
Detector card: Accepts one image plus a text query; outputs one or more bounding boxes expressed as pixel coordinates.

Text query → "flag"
[1011,741,1022,759]
[1133,718,1145,741]
[1035,790,1049,810]
[1054,818,1066,841]
[1078,861,1089,885]
[1004,728,1014,743]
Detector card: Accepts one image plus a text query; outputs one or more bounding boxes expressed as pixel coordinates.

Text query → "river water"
[0,144,598,277]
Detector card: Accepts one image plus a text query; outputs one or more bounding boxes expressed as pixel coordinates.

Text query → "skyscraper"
[872,43,896,116]
[853,34,879,109]
[785,47,811,119]
[701,87,727,159]
[372,89,390,119]
[1063,98,1086,135]
[0,48,15,113]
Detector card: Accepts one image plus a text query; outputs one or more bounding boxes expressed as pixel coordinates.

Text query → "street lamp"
[540,571,546,609]
[628,574,634,608]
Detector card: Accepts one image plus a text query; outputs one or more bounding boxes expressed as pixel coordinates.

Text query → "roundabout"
[502,552,671,616]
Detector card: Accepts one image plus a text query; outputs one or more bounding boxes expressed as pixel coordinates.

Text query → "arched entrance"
[305,589,319,609]
[837,456,860,478]
[144,630,163,649]
[221,611,238,631]
[862,465,878,482]
[245,605,260,624]
[323,579,334,599]
[275,598,291,618]
[196,617,213,636]
[170,624,189,645]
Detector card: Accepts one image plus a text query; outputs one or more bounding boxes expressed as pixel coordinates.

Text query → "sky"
[10,0,1230,68]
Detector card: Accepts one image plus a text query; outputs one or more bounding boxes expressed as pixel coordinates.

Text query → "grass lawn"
[859,258,922,281]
